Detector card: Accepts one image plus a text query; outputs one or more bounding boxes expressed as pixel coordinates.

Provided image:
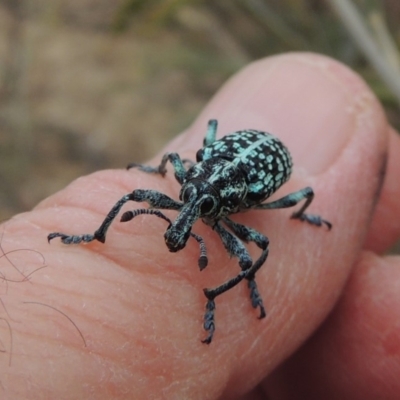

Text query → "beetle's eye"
[182,187,194,203]
[196,149,203,162]
[200,197,214,215]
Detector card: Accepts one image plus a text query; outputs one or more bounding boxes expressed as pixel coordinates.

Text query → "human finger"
[0,53,388,399]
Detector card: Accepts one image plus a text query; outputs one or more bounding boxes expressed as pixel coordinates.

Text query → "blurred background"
[0,0,399,221]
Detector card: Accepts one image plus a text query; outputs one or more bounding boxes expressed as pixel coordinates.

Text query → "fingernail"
[189,53,380,175]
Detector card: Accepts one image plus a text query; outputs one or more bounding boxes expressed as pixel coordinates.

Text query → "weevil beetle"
[48,119,331,343]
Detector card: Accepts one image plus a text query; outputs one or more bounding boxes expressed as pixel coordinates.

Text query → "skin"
[0,53,399,399]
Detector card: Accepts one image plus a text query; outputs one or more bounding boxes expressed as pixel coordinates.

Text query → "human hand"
[1,53,399,399]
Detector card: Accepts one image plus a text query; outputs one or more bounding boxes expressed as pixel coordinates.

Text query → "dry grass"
[0,0,399,220]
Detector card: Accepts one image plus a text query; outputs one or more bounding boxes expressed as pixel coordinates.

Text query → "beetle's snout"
[164,227,190,252]
[165,191,200,252]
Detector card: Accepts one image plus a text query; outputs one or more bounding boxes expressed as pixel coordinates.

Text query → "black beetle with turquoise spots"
[48,119,331,343]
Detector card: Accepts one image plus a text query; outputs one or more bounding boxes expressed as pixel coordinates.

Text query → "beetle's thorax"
[183,158,248,217]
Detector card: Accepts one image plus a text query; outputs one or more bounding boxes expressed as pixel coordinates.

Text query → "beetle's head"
[164,158,248,252]
[164,180,219,252]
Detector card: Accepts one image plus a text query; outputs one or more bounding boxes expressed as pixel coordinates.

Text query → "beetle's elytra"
[48,119,331,343]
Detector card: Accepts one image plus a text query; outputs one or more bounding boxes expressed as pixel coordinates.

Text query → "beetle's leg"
[129,189,183,211]
[48,193,133,245]
[126,119,218,176]
[48,190,182,245]
[223,218,269,319]
[203,119,218,146]
[202,222,251,344]
[201,222,268,343]
[127,152,187,184]
[252,187,332,229]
